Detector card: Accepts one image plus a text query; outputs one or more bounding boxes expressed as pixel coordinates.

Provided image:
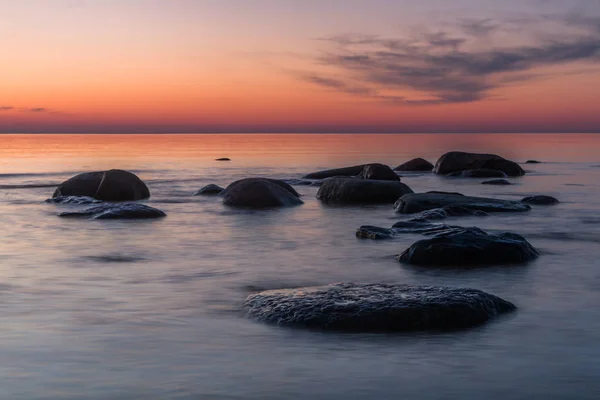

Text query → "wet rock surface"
[398,228,539,266]
[317,177,413,204]
[59,203,166,220]
[522,195,559,205]
[357,163,400,181]
[221,178,303,208]
[194,184,225,195]
[434,151,525,177]
[447,169,508,178]
[244,283,516,332]
[394,192,531,213]
[46,196,103,205]
[302,165,367,180]
[482,179,512,185]
[394,158,434,172]
[53,169,150,201]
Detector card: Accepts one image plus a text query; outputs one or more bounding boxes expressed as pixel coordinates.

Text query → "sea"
[0,133,599,399]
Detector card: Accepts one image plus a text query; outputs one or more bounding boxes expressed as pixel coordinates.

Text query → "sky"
[1,0,600,133]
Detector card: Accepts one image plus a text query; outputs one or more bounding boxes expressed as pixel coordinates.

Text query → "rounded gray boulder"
[244,283,516,332]
[434,151,525,177]
[53,169,150,201]
[317,177,413,204]
[394,158,434,172]
[357,163,400,181]
[221,178,303,208]
[194,184,224,195]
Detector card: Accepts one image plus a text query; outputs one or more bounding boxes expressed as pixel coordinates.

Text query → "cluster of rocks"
[46,151,556,333]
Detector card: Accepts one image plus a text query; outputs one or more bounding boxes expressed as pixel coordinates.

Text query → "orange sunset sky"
[1,0,600,133]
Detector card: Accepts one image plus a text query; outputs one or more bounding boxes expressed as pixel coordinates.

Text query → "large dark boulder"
[394,192,531,213]
[398,228,539,266]
[317,177,413,204]
[53,169,150,201]
[447,169,508,178]
[302,164,367,179]
[358,163,400,181]
[194,184,224,195]
[59,203,166,220]
[434,151,525,177]
[521,195,559,205]
[394,158,434,172]
[244,283,516,332]
[221,178,303,208]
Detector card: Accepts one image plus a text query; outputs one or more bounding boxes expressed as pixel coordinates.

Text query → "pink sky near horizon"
[1,0,600,133]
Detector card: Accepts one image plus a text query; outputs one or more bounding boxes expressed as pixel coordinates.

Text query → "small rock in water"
[244,283,516,332]
[525,160,542,164]
[194,184,224,195]
[59,203,166,219]
[45,196,102,205]
[482,179,512,185]
[394,158,434,172]
[521,195,559,205]
[398,227,539,266]
[215,157,231,161]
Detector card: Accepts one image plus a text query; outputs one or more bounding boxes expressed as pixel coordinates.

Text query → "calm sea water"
[1,133,599,400]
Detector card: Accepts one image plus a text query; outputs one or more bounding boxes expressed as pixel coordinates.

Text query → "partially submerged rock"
[522,195,559,205]
[394,192,531,213]
[194,184,224,195]
[482,179,512,185]
[434,151,525,177]
[303,164,367,180]
[59,203,166,220]
[215,157,231,161]
[447,169,508,178]
[410,205,489,221]
[244,283,516,332]
[221,178,303,208]
[357,163,400,181]
[398,228,539,266]
[357,222,476,240]
[525,160,541,164]
[317,177,413,204]
[394,158,434,172]
[45,196,102,205]
[53,169,150,201]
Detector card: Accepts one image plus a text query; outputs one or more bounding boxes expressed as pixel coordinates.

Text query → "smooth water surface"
[0,133,599,399]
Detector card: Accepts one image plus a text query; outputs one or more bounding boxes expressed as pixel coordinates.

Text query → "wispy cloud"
[0,106,14,111]
[0,106,52,113]
[304,14,600,105]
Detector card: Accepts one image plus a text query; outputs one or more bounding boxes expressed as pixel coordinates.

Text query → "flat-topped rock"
[317,177,413,204]
[303,164,367,180]
[46,196,102,205]
[394,158,434,172]
[215,157,231,161]
[398,228,539,266]
[434,151,525,177]
[244,283,516,332]
[394,192,531,213]
[221,178,303,209]
[53,169,150,201]
[59,203,166,220]
[356,222,476,240]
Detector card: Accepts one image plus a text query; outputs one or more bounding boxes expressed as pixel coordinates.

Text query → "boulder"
[525,160,541,164]
[357,163,400,181]
[434,151,525,177]
[482,179,512,185]
[394,192,531,213]
[194,184,224,195]
[221,178,303,208]
[317,177,413,204]
[521,195,559,205]
[53,169,150,201]
[410,206,489,221]
[447,169,507,178]
[394,158,434,172]
[398,228,539,266]
[59,203,166,220]
[244,283,516,332]
[302,164,367,179]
